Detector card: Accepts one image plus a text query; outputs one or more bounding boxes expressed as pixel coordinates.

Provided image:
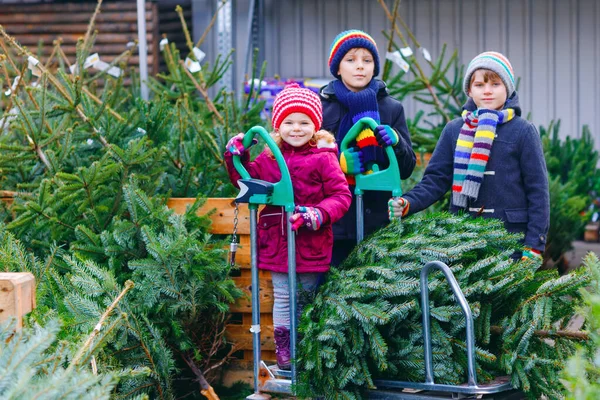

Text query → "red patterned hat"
[271,83,323,131]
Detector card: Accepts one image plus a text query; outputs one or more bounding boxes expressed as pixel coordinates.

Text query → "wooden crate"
[167,197,276,361]
[0,272,36,329]
[0,1,191,76]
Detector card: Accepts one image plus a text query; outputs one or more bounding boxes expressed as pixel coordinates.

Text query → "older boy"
[389,51,549,259]
[320,29,416,265]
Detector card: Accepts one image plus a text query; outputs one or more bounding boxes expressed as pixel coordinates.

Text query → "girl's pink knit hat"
[271,83,323,130]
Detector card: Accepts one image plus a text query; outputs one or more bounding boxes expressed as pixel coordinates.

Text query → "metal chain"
[229,203,239,266]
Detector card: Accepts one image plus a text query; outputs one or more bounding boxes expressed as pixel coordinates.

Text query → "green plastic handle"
[231,127,295,211]
[340,117,402,197]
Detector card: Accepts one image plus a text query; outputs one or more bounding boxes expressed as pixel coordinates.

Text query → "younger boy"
[389,51,549,258]
[320,30,416,265]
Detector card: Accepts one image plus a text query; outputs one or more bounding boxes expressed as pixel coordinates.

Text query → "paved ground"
[564,240,600,271]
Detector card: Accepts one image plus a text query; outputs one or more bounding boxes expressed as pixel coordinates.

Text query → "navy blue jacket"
[403,93,550,251]
[320,79,416,240]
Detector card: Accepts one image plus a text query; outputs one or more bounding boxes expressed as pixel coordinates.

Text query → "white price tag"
[159,38,169,51]
[400,46,413,58]
[386,51,410,73]
[4,75,20,96]
[421,47,432,62]
[184,57,201,73]
[192,47,206,62]
[27,56,42,77]
[84,53,100,69]
[93,60,121,77]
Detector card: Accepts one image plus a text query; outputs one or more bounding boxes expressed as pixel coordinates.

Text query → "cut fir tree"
[296,212,595,400]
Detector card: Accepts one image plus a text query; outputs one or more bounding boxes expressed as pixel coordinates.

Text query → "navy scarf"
[332,79,381,144]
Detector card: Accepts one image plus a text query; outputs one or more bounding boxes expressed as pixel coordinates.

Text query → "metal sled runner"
[231,126,296,398]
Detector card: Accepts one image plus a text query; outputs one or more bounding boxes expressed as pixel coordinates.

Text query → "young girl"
[224,83,351,369]
[389,51,549,259]
[320,29,416,265]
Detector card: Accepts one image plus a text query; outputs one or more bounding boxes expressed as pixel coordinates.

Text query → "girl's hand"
[289,206,323,231]
[388,197,409,220]
[226,133,257,156]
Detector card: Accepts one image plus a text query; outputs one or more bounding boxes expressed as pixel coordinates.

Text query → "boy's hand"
[388,197,409,220]
[374,125,399,147]
[521,247,543,261]
[340,147,365,175]
[289,206,323,231]
[226,133,257,156]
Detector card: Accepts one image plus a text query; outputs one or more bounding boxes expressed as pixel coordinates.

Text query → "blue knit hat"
[328,30,380,79]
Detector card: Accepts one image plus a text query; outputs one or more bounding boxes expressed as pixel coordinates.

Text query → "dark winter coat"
[224,134,352,273]
[320,79,416,239]
[402,93,550,251]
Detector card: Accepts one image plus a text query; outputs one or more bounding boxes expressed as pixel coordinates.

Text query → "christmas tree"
[297,212,594,399]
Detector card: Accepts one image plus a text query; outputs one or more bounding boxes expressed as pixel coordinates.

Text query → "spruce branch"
[376,0,450,122]
[196,0,228,49]
[68,280,134,370]
[178,60,224,123]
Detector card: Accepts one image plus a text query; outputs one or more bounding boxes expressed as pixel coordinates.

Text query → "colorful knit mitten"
[340,147,365,175]
[521,247,542,261]
[289,206,323,231]
[226,133,257,156]
[388,197,409,220]
[374,125,399,147]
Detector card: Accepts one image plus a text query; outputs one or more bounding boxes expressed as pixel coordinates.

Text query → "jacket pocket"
[297,229,331,263]
[504,208,528,233]
[258,213,282,259]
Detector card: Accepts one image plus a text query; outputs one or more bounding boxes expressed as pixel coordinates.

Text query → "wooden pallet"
[167,197,276,361]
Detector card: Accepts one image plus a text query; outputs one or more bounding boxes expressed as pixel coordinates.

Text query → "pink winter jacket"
[224,135,351,273]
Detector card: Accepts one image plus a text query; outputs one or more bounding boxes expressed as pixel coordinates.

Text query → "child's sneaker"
[274,326,291,370]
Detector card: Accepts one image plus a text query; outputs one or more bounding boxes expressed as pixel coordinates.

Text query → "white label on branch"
[159,38,169,51]
[386,51,410,73]
[84,53,100,69]
[421,47,432,62]
[4,75,21,96]
[192,47,206,62]
[93,60,122,78]
[400,46,413,58]
[27,56,42,77]
[184,57,201,73]
[69,64,78,74]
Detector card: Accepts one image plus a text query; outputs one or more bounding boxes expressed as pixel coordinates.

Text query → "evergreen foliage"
[0,318,120,400]
[0,5,258,397]
[562,253,600,399]
[296,212,593,399]
[540,121,599,267]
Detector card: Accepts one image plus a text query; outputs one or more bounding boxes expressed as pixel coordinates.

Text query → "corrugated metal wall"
[192,0,599,143]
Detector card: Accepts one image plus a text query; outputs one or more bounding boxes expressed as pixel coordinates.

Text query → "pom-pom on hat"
[328,30,380,79]
[271,83,323,131]
[463,51,515,97]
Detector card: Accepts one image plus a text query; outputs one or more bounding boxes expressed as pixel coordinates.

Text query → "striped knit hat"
[463,51,515,97]
[271,83,323,130]
[328,30,380,79]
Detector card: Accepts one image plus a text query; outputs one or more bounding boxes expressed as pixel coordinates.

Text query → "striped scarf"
[452,108,515,208]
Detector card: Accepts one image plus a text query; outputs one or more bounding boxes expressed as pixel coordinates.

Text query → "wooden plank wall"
[167,198,276,362]
[0,1,191,75]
